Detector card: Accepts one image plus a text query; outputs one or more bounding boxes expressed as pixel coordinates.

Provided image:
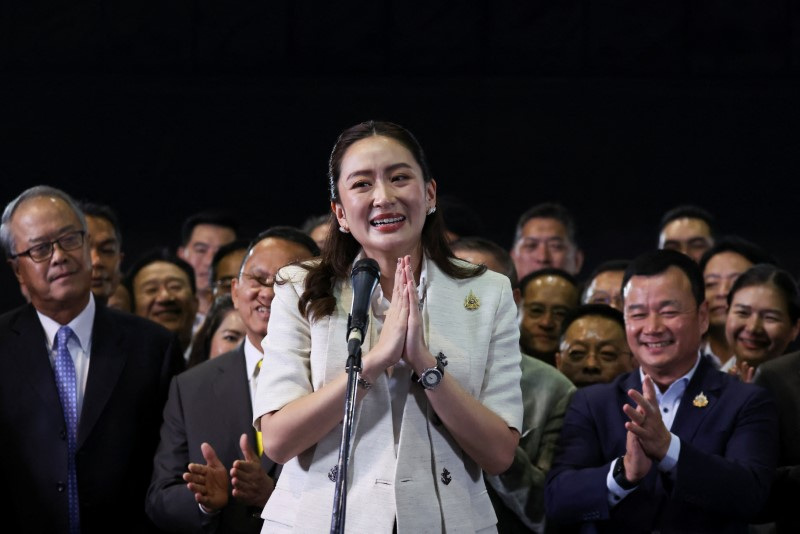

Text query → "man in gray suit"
[146,227,319,533]
[452,237,575,533]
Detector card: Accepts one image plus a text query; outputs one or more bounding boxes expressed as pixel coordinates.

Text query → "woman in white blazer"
[253,121,523,533]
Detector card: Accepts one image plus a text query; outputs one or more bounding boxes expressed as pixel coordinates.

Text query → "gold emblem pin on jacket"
[464,290,480,310]
[693,392,709,408]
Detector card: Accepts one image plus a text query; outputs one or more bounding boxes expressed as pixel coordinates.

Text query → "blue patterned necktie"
[54,325,81,534]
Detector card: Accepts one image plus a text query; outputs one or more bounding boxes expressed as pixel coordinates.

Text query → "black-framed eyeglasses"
[11,230,86,263]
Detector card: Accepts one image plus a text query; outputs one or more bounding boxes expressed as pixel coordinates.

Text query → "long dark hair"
[187,295,237,368]
[299,120,483,320]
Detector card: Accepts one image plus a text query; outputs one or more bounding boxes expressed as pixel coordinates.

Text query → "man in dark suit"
[755,350,800,533]
[146,227,319,533]
[0,186,184,533]
[545,249,778,533]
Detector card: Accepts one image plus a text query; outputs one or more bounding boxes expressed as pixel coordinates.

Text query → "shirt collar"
[639,351,702,399]
[38,293,96,351]
[244,336,263,378]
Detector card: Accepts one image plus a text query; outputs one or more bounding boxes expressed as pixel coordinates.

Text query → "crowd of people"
[1,120,798,533]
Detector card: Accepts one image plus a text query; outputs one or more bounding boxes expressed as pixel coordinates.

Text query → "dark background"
[2,2,798,311]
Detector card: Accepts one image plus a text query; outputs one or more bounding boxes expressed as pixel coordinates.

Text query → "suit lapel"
[670,357,722,441]
[11,305,64,420]
[212,344,259,448]
[221,344,279,473]
[78,306,127,447]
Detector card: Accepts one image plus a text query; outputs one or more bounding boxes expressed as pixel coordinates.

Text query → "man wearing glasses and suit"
[0,185,184,534]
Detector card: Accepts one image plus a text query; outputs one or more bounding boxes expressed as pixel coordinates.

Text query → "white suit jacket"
[254,258,523,533]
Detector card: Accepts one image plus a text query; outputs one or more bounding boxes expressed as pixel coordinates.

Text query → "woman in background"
[187,295,245,368]
[723,264,800,381]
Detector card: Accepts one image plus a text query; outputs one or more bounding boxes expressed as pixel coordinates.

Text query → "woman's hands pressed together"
[362,255,437,382]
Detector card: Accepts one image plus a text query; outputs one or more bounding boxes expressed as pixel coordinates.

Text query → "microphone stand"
[330,334,364,534]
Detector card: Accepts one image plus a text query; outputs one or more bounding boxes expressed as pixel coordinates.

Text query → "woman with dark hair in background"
[253,120,522,532]
[723,264,800,381]
[187,295,245,368]
[698,236,775,368]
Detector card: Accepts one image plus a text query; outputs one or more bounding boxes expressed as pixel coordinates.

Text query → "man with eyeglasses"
[581,260,630,312]
[147,226,319,533]
[519,268,580,367]
[556,304,633,388]
[0,185,184,534]
[210,239,250,299]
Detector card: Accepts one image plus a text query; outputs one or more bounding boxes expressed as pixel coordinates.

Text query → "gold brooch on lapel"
[464,290,480,310]
[692,392,709,408]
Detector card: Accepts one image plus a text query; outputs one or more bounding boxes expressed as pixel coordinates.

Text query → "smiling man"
[545,249,778,532]
[0,186,183,533]
[126,249,198,353]
[147,226,318,533]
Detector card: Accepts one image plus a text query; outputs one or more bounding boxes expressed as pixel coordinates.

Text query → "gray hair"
[1,185,88,258]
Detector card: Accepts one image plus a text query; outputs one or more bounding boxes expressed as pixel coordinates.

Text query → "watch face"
[422,368,442,388]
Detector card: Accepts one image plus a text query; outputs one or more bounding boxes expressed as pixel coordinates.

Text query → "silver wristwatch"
[418,352,448,390]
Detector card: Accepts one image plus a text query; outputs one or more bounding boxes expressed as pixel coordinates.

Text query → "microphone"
[346,258,380,352]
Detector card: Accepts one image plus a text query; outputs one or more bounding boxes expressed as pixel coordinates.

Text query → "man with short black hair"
[126,248,198,353]
[0,186,183,533]
[178,210,238,319]
[210,239,250,299]
[519,268,580,366]
[78,201,124,305]
[658,205,715,263]
[510,202,583,278]
[546,249,778,532]
[582,260,630,311]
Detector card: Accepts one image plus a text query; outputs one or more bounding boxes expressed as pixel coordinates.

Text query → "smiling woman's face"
[726,283,800,366]
[333,135,435,261]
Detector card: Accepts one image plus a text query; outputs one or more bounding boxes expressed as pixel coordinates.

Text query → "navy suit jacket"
[146,344,279,534]
[0,302,184,534]
[545,355,778,533]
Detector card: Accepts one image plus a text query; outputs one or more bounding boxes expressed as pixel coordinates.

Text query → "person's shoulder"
[576,370,631,404]
[759,350,800,377]
[277,259,318,286]
[179,345,243,383]
[0,303,34,331]
[438,257,510,288]
[98,305,173,340]
[521,354,576,396]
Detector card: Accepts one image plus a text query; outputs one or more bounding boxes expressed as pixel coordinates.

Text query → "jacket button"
[56,482,66,492]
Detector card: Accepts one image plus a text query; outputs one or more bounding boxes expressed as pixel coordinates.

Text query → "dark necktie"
[54,325,81,534]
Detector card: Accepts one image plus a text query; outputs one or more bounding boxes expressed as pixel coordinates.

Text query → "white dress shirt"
[37,293,96,421]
